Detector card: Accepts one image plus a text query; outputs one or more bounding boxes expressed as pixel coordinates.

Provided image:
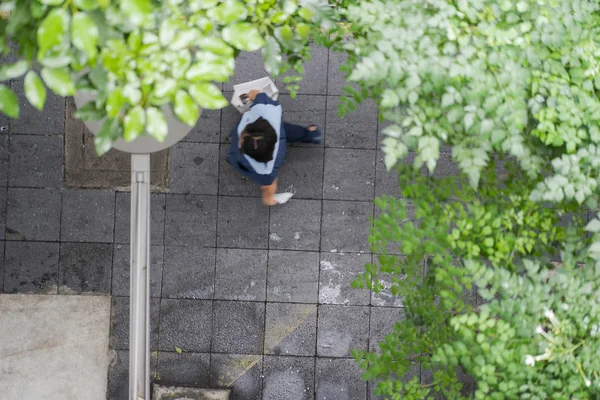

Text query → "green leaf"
[190,0,219,11]
[95,118,120,156]
[298,7,314,21]
[0,85,19,118]
[185,53,233,82]
[173,90,199,126]
[262,37,282,76]
[124,105,146,142]
[585,219,600,233]
[41,67,75,96]
[175,346,182,354]
[159,18,180,46]
[74,101,106,121]
[207,0,246,24]
[121,0,153,26]
[73,0,99,10]
[146,107,168,142]
[197,37,233,56]
[106,89,125,118]
[189,83,228,109]
[40,0,64,5]
[222,23,265,51]
[0,60,30,82]
[24,71,46,111]
[89,64,108,89]
[37,8,70,56]
[71,12,99,60]
[296,23,311,40]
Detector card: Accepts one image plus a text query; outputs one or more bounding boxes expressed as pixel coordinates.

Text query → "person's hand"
[248,90,261,101]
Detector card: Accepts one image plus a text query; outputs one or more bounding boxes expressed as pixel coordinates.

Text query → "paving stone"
[220,102,240,144]
[0,243,4,292]
[279,95,327,147]
[5,187,61,241]
[217,196,269,249]
[212,301,265,354]
[224,51,268,92]
[164,194,217,247]
[107,350,129,400]
[156,352,210,387]
[371,272,405,308]
[218,144,261,197]
[8,134,63,188]
[369,306,406,352]
[269,199,321,251]
[3,241,58,294]
[0,187,5,240]
[262,356,315,400]
[323,148,376,201]
[368,363,420,400]
[110,296,160,350]
[169,142,219,194]
[326,97,378,149]
[431,152,460,178]
[375,151,427,198]
[112,245,164,298]
[319,253,371,306]
[210,354,263,400]
[162,246,215,300]
[327,50,355,96]
[0,114,8,136]
[264,303,317,356]
[10,78,65,135]
[58,242,113,295]
[114,192,166,245]
[267,250,319,303]
[276,147,324,199]
[0,135,8,186]
[317,305,370,357]
[277,45,329,95]
[321,201,373,253]
[159,299,213,353]
[214,248,267,301]
[184,109,222,143]
[315,358,367,400]
[61,189,115,243]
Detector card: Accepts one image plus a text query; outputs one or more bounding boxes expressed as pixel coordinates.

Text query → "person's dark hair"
[240,117,277,163]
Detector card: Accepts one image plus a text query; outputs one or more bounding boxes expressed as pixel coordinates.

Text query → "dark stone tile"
[0,243,4,292]
[164,194,217,247]
[326,97,378,149]
[110,296,160,350]
[212,301,265,354]
[8,134,63,188]
[220,102,239,144]
[0,135,7,186]
[107,350,129,400]
[327,50,354,96]
[323,148,376,201]
[114,192,166,245]
[210,354,263,400]
[279,95,326,147]
[264,303,317,356]
[214,248,267,301]
[0,187,5,240]
[217,196,269,248]
[375,151,427,198]
[10,78,65,135]
[276,147,324,199]
[156,352,210,387]
[317,305,370,357]
[267,250,319,303]
[218,144,261,197]
[315,358,367,400]
[58,242,112,295]
[184,109,222,143]
[224,51,268,92]
[3,241,58,294]
[162,246,215,300]
[277,45,329,95]
[319,253,371,305]
[269,199,321,251]
[431,152,460,178]
[262,356,315,400]
[321,201,373,253]
[61,189,115,243]
[369,307,406,352]
[169,142,219,195]
[159,299,213,353]
[5,187,61,241]
[112,245,164,298]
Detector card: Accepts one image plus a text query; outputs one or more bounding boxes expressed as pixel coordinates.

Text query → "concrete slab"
[153,384,230,400]
[0,294,112,400]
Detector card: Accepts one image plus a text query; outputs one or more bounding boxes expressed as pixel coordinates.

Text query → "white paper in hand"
[273,192,294,204]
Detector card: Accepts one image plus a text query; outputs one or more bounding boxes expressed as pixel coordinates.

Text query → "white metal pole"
[129,153,151,400]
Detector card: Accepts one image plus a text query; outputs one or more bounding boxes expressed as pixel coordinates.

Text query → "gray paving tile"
[317,305,370,357]
[431,152,460,178]
[224,51,268,92]
[5,187,61,241]
[371,273,405,308]
[375,151,427,198]
[279,95,327,147]
[269,199,321,250]
[110,296,160,350]
[162,246,215,300]
[3,241,58,294]
[58,242,112,295]
[323,148,376,201]
[112,245,163,297]
[369,363,420,400]
[212,301,265,354]
[184,109,222,143]
[107,350,129,400]
[321,201,373,253]
[326,97,378,149]
[210,354,263,400]
[169,142,219,195]
[217,196,268,248]
[315,358,367,400]
[319,253,371,305]
[0,115,8,136]
[214,248,267,301]
[264,303,317,356]
[276,147,324,199]
[156,352,210,387]
[327,50,354,96]
[277,45,329,95]
[8,134,63,188]
[262,356,315,400]
[159,299,213,352]
[220,102,239,144]
[10,78,65,135]
[267,250,319,303]
[164,194,217,247]
[218,144,260,197]
[0,187,5,240]
[0,135,7,186]
[0,243,4,292]
[61,189,115,243]
[114,192,166,245]
[369,306,406,352]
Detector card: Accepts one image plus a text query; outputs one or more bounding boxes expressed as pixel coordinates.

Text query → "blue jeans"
[284,123,318,143]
